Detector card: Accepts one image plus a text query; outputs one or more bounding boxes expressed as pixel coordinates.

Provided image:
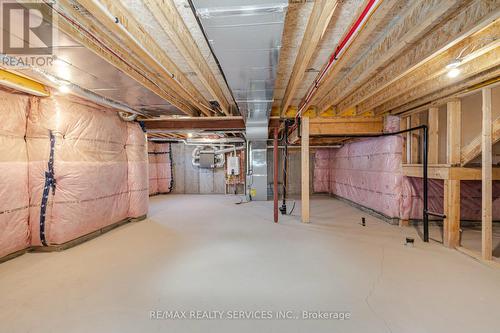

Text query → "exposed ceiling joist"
[76,0,213,116]
[46,0,197,115]
[376,47,500,114]
[280,0,339,116]
[143,0,231,116]
[340,0,500,115]
[315,0,462,113]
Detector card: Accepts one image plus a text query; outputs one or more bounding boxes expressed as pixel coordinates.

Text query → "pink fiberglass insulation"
[314,136,500,221]
[314,136,405,218]
[148,141,158,195]
[155,143,172,194]
[0,90,30,258]
[27,95,130,246]
[403,178,500,220]
[126,123,148,218]
[313,149,330,193]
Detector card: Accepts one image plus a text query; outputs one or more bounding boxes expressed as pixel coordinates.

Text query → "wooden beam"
[143,0,231,115]
[309,117,383,136]
[461,115,500,165]
[481,87,492,260]
[76,0,212,116]
[443,179,460,248]
[315,0,461,112]
[447,99,461,166]
[52,0,196,115]
[280,0,338,116]
[143,117,245,130]
[402,165,500,180]
[301,117,310,223]
[428,107,439,164]
[336,0,500,115]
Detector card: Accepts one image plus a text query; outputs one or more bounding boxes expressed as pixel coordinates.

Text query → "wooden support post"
[444,179,461,248]
[401,116,408,164]
[301,117,310,224]
[411,114,420,163]
[481,87,492,260]
[406,117,411,164]
[428,107,439,164]
[447,99,461,165]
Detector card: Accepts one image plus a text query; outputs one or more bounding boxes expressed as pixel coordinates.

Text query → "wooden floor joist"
[76,0,213,116]
[142,0,231,116]
[316,0,462,113]
[280,0,338,116]
[54,0,196,116]
[342,0,500,115]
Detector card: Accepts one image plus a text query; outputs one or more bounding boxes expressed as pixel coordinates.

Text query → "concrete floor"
[1,195,500,333]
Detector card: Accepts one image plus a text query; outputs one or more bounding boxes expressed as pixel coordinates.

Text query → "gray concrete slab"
[1,195,499,333]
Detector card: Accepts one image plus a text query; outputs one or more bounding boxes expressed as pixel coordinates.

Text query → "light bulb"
[447,68,460,78]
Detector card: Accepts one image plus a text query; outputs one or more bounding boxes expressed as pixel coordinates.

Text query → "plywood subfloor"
[1,195,499,332]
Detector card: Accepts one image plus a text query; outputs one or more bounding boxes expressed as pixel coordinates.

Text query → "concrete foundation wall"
[170,143,225,194]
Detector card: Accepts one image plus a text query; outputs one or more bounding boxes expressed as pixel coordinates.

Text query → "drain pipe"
[273,127,279,223]
[296,0,381,119]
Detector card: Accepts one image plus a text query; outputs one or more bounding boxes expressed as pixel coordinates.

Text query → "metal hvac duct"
[192,0,288,200]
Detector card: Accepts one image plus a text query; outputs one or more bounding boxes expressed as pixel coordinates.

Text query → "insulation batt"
[148,142,172,195]
[126,122,149,218]
[148,141,158,195]
[155,143,172,194]
[27,95,130,246]
[0,90,30,257]
[314,136,500,220]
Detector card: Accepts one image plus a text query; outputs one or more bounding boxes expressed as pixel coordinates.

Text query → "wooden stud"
[301,117,310,224]
[401,116,408,164]
[443,179,460,248]
[405,117,411,164]
[428,107,439,164]
[447,99,462,165]
[411,114,420,164]
[481,87,492,260]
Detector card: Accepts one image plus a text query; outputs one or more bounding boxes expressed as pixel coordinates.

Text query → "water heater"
[227,156,240,176]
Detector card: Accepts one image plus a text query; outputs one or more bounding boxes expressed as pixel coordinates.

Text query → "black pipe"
[280,120,290,215]
[309,125,430,242]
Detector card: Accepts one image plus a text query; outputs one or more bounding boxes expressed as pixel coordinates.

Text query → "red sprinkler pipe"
[295,0,381,121]
[273,127,279,223]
